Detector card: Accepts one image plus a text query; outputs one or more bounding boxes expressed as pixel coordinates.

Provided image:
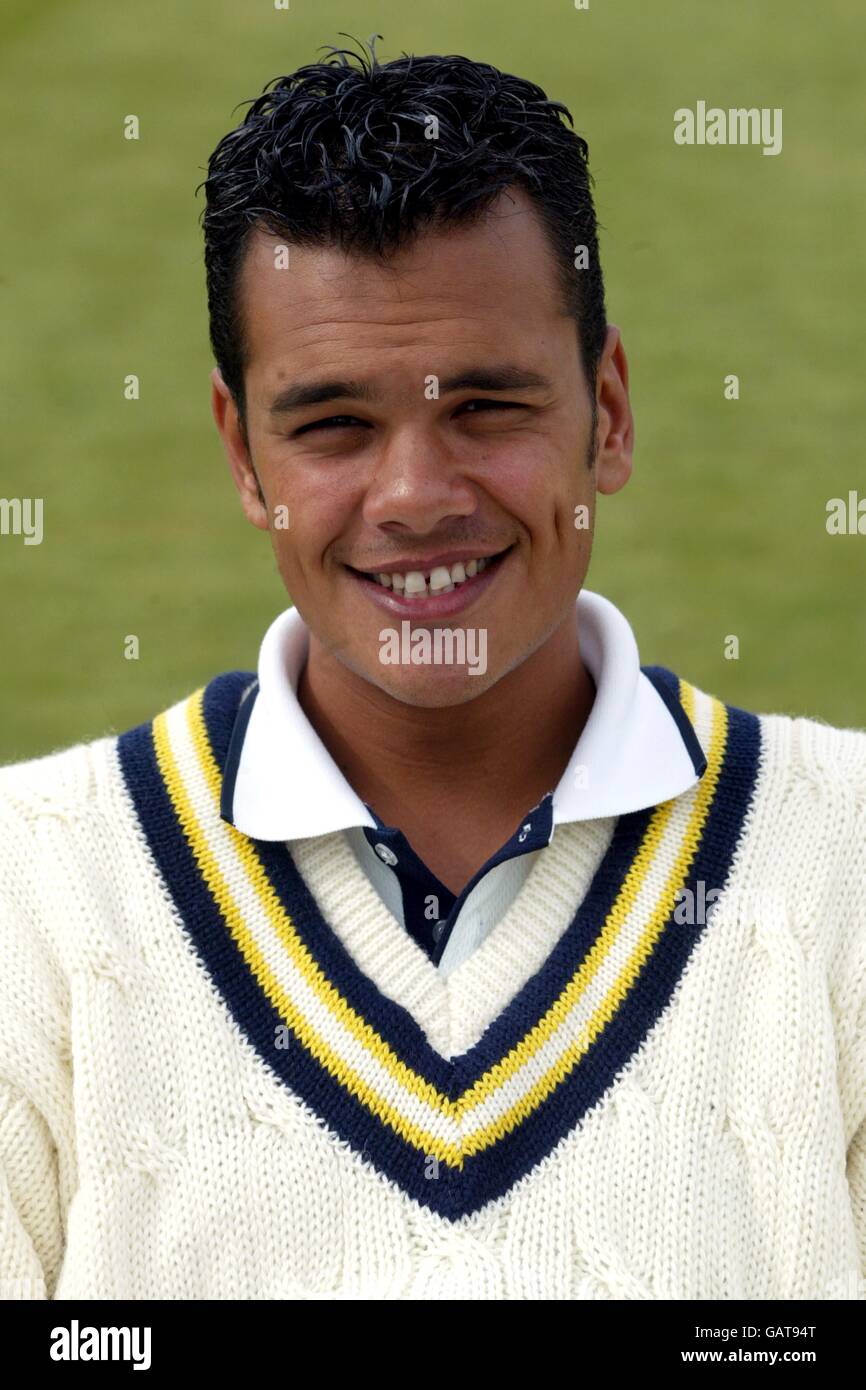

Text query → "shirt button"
[518,822,532,843]
[374,843,398,866]
[432,920,446,941]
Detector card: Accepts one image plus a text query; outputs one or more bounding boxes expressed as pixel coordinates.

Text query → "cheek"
[499,455,592,561]
[266,527,300,602]
[265,479,355,590]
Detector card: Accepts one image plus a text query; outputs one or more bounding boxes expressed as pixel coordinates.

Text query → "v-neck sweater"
[1,667,865,1300]
[222,590,708,976]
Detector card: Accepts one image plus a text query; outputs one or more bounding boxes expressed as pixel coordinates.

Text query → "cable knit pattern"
[292,815,616,1059]
[0,670,865,1300]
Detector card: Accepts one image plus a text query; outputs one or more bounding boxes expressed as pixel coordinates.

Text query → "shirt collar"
[223,589,706,841]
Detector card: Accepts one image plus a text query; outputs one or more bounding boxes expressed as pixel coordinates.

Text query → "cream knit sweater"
[1,666,865,1301]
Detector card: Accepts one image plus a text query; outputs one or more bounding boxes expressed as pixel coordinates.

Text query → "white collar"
[224,589,705,841]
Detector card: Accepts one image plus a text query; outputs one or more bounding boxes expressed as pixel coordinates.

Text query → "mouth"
[343,545,515,618]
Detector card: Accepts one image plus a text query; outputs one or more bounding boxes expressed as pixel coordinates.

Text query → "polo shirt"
[221,589,706,977]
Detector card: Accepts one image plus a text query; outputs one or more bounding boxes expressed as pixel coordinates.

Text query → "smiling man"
[211,181,622,894]
[1,42,865,1302]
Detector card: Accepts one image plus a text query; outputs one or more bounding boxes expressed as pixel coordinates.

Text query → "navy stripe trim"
[457,805,653,1085]
[455,699,762,1214]
[250,778,655,1090]
[116,712,463,1219]
[116,671,763,1220]
[218,676,259,826]
[642,665,708,779]
[253,837,455,1091]
[196,680,455,1093]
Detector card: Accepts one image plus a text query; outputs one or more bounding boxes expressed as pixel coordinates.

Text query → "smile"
[344,545,514,617]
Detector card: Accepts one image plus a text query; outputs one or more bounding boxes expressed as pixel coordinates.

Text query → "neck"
[296,610,595,828]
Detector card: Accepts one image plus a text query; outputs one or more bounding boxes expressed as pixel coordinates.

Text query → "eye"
[455,399,528,416]
[293,414,369,437]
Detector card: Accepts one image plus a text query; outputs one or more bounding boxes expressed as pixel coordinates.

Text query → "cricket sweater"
[222,589,708,975]
[0,667,865,1300]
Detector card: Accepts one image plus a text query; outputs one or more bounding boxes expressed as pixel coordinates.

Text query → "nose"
[361,426,477,534]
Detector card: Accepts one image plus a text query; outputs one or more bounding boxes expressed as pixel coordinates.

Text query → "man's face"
[213,186,632,705]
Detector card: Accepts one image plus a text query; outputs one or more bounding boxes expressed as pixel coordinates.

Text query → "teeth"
[403,570,427,596]
[429,566,454,594]
[364,552,503,592]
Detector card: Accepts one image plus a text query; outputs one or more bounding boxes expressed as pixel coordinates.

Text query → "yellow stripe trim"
[460,684,727,1153]
[459,676,713,1112]
[154,696,463,1167]
[157,676,719,1161]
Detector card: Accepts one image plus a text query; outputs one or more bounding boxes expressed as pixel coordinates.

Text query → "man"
[1,41,864,1302]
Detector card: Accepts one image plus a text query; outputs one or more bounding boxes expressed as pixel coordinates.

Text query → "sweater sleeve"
[841,932,866,1288]
[833,737,866,1292]
[0,796,76,1299]
[849,1121,866,1288]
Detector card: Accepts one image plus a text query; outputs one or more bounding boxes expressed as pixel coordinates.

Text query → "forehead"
[237,187,570,382]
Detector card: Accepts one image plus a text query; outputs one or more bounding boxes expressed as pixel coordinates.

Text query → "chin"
[374,666,498,709]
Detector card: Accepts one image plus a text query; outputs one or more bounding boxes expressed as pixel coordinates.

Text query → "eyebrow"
[268,364,553,415]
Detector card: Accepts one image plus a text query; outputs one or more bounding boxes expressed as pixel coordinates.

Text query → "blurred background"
[1,0,864,761]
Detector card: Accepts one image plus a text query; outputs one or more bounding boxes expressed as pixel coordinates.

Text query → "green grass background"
[1,0,864,761]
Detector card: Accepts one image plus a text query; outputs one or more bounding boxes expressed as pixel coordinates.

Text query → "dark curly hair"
[198,35,607,433]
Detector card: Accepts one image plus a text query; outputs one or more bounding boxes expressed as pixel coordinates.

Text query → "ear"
[593,325,634,496]
[210,367,269,530]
